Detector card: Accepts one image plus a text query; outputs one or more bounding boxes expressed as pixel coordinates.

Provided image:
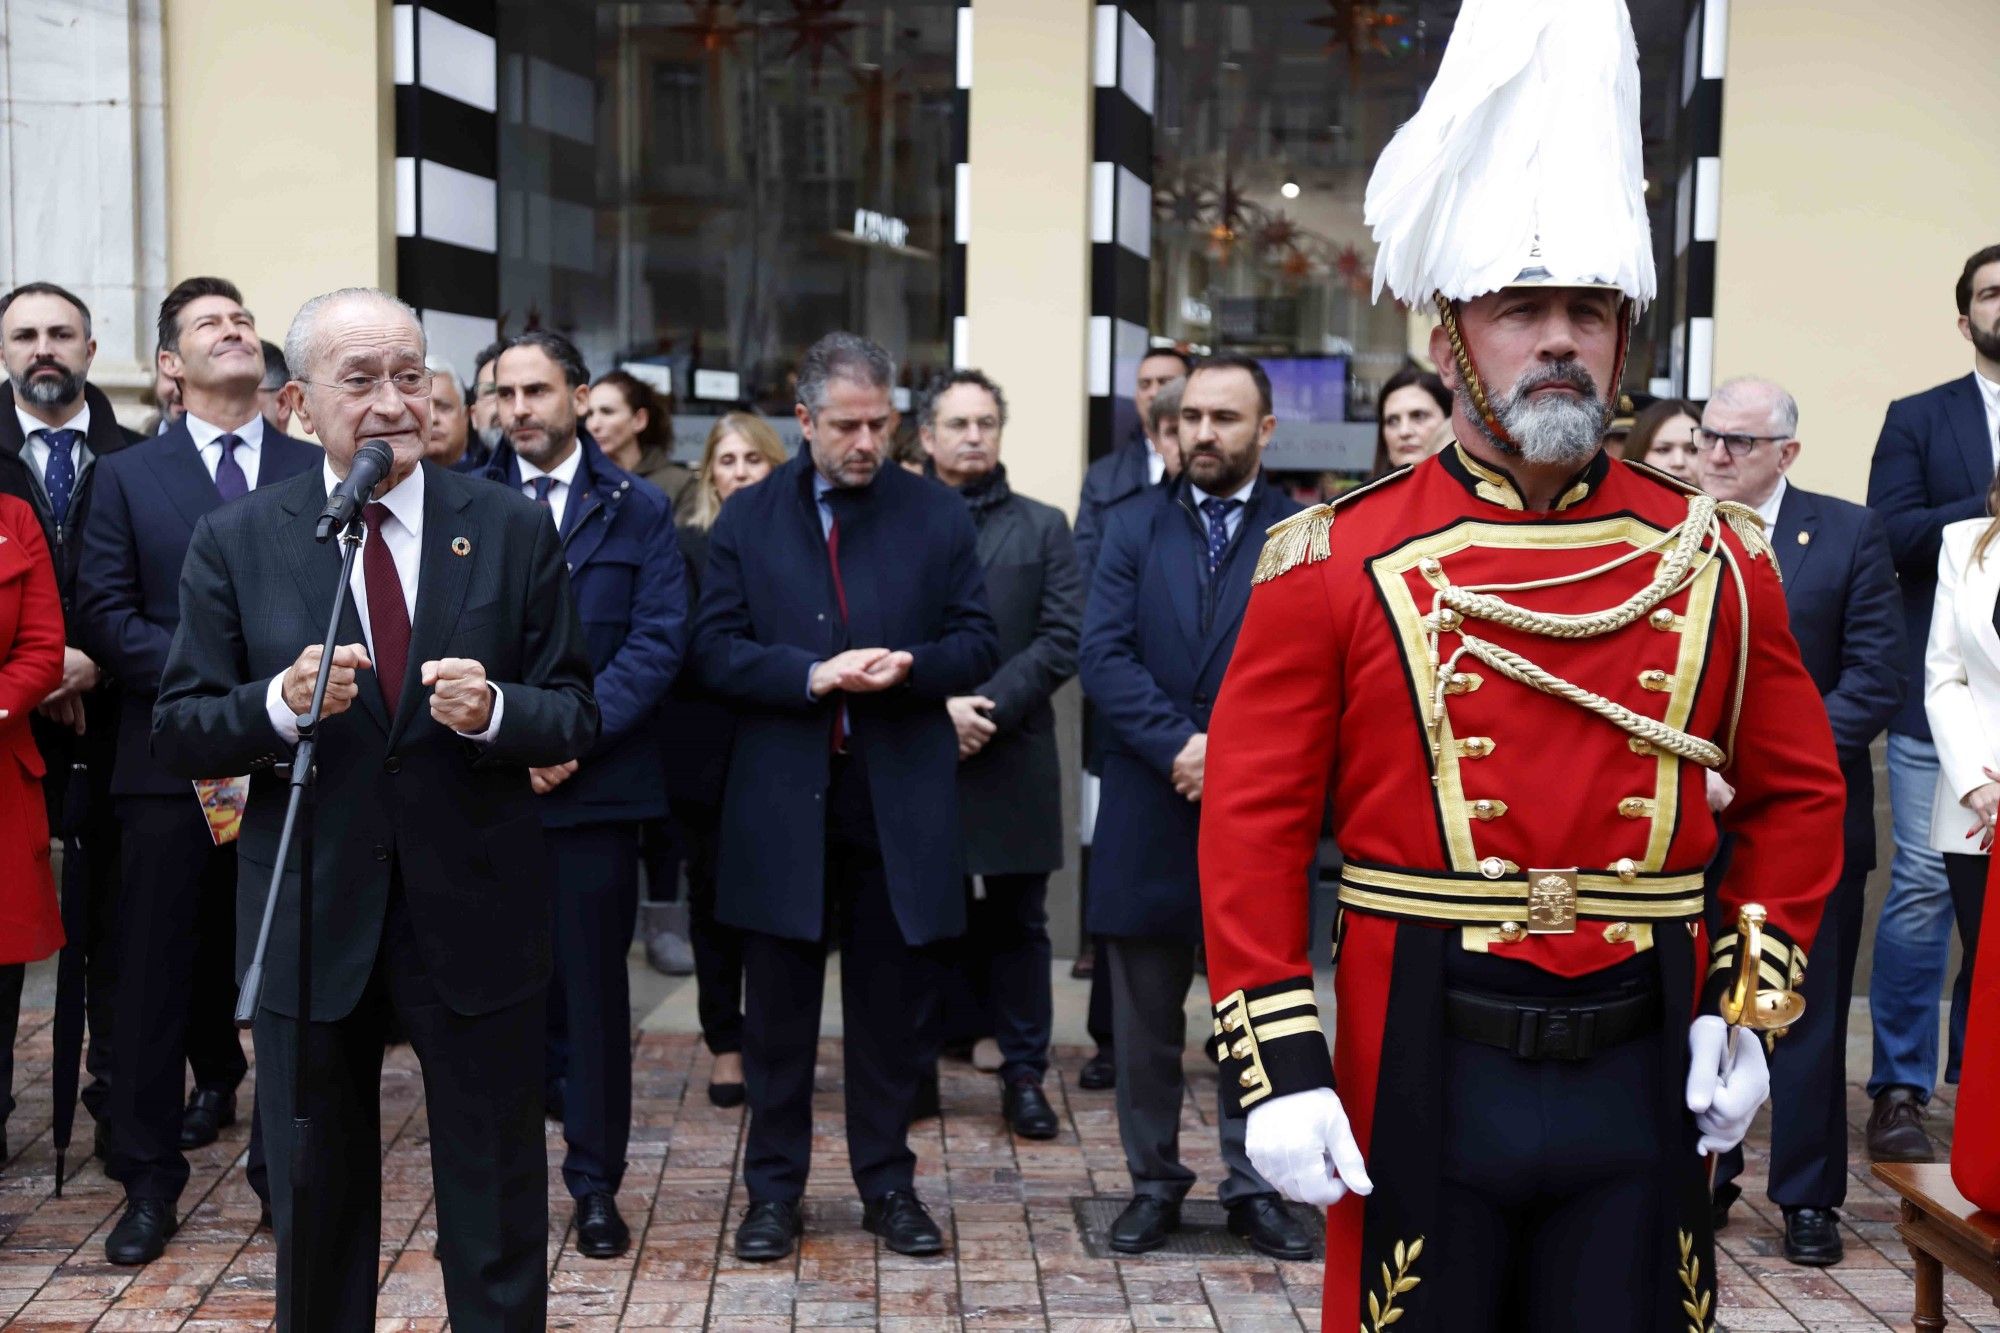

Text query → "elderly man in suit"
[919,368,1082,1140]
[78,276,319,1264]
[1864,242,2000,1162]
[1702,377,1905,1266]
[479,328,686,1259]
[694,332,997,1263]
[0,282,143,1153]
[1078,351,1312,1261]
[152,287,596,1329]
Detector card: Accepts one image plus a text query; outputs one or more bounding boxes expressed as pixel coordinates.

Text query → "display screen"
[1261,356,1349,424]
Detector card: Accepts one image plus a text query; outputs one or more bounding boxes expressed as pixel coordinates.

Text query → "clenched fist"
[283,642,373,720]
[422,657,494,734]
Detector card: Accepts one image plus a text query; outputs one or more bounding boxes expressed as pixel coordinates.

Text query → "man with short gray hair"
[152,285,597,1326]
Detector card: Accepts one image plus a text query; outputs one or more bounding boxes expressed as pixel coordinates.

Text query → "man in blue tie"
[77,276,320,1265]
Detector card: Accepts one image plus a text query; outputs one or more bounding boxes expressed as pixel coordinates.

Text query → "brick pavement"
[0,1007,1995,1330]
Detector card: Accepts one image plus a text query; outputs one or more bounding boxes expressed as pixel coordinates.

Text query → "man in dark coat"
[0,282,141,1149]
[693,332,998,1263]
[479,330,687,1260]
[1078,351,1313,1261]
[919,369,1082,1140]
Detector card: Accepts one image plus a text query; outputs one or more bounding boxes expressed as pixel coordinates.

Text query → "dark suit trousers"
[254,882,546,1333]
[671,795,744,1056]
[546,821,640,1198]
[0,962,23,1126]
[105,795,248,1202]
[968,874,1054,1080]
[75,801,121,1126]
[1941,852,1987,1085]
[741,754,930,1202]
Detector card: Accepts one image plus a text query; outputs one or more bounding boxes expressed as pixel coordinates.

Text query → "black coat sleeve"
[979,508,1082,732]
[900,503,1000,701]
[152,513,289,779]
[1822,509,1907,758]
[1867,398,1987,581]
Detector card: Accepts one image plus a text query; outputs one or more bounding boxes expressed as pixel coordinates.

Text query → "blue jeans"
[1868,733,1972,1100]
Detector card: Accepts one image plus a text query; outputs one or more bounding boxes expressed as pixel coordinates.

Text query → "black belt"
[1444,983,1662,1061]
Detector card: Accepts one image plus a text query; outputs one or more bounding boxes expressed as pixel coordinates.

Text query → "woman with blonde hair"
[682,412,787,531]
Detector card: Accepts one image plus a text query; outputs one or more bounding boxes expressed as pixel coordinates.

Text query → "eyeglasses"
[304,371,434,401]
[1696,426,1791,457]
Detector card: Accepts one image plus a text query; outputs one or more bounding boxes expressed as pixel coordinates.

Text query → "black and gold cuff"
[1209,977,1335,1116]
[1702,917,1807,1017]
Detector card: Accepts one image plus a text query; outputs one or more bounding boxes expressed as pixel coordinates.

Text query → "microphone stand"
[235,511,366,1333]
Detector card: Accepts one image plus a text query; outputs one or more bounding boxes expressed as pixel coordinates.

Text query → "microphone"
[315,440,397,543]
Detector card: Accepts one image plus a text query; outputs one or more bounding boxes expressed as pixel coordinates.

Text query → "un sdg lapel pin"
[451,536,471,556]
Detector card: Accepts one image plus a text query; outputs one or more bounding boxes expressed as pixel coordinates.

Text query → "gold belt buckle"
[1526,868,1579,934]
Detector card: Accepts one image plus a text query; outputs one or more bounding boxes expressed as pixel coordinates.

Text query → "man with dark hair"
[257,339,293,435]
[694,330,997,1262]
[462,340,506,472]
[1078,351,1312,1259]
[1075,346,1193,579]
[0,281,143,1157]
[77,275,319,1265]
[479,328,688,1258]
[1863,242,2000,1162]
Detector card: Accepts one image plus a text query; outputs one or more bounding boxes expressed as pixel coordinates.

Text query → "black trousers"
[545,821,640,1199]
[1716,866,1868,1208]
[638,815,680,905]
[965,873,1054,1080]
[1078,848,1114,1052]
[1940,852,1988,1085]
[670,795,744,1056]
[105,795,249,1203]
[68,800,121,1126]
[741,757,931,1202]
[1427,951,1668,1332]
[0,962,23,1127]
[254,883,546,1333]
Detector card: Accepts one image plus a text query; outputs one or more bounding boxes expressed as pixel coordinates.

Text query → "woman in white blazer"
[1920,514,1996,1087]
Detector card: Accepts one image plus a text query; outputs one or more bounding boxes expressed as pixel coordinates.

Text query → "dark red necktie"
[827,516,849,752]
[362,503,411,716]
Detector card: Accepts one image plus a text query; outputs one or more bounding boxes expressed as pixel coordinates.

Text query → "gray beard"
[11,367,84,410]
[1460,370,1606,468]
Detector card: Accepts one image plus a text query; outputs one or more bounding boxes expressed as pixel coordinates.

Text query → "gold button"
[1479,857,1508,880]
[1223,1011,1246,1032]
[1496,921,1527,943]
[1238,1069,1261,1088]
[1435,608,1461,631]
[1446,672,1484,695]
[1615,857,1637,882]
[1638,669,1672,692]
[1628,737,1655,756]
[1418,556,1443,580]
[1232,1038,1253,1060]
[1471,799,1508,821]
[1459,736,1494,759]
[1649,607,1679,631]
[1618,796,1654,819]
[1603,921,1632,944]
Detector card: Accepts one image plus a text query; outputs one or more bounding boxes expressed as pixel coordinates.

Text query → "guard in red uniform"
[1196,2,1847,1329]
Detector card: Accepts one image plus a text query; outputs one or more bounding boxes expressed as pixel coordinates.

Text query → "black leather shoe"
[708,1080,746,1109]
[1228,1194,1315,1260]
[1782,1206,1843,1266]
[177,1087,236,1150]
[575,1192,631,1258]
[1108,1195,1179,1254]
[1712,1180,1741,1232]
[105,1198,178,1265]
[1003,1077,1060,1140]
[863,1190,945,1256]
[1866,1086,1935,1163]
[1077,1050,1116,1091]
[734,1199,803,1262]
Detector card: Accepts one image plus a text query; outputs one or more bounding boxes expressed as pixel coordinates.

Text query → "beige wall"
[163,0,395,356]
[963,0,1094,517]
[1713,0,2000,501]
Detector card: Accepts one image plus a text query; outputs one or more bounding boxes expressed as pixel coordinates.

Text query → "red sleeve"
[0,499,64,721]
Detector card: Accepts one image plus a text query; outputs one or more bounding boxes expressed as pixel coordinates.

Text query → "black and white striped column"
[1671,0,1724,401]
[1087,3,1156,463]
[393,0,499,378]
[950,4,972,368]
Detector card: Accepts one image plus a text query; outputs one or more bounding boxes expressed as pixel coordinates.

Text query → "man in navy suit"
[1703,377,1905,1265]
[1078,350,1313,1261]
[480,330,686,1259]
[77,276,320,1264]
[693,332,997,1263]
[1863,243,2000,1162]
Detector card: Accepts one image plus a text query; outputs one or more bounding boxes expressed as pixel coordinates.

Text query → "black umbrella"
[49,759,90,1197]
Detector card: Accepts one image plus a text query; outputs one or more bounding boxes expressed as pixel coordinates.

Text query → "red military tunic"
[1198,443,1844,1331]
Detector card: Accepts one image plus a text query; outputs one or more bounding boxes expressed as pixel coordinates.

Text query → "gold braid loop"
[1456,631,1726,769]
[1714,500,1782,583]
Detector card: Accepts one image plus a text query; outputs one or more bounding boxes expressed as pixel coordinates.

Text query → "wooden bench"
[1872,1162,2000,1330]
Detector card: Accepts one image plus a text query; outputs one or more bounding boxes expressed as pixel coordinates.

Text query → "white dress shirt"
[14,399,91,485]
[1190,473,1259,544]
[1753,476,1788,531]
[184,411,265,489]
[264,461,502,744]
[1145,438,1165,486]
[516,443,584,532]
[1977,368,2000,464]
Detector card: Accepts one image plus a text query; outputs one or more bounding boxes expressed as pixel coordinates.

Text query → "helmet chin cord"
[1433,294,1635,458]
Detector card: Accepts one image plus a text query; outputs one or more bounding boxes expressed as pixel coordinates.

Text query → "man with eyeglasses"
[1864,242,2000,1165]
[77,276,320,1265]
[1697,377,1904,1265]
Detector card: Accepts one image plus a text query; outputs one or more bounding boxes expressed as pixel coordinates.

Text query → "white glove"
[1244,1087,1374,1207]
[1684,1015,1770,1156]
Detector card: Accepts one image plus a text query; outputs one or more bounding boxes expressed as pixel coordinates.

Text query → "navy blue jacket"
[692,451,998,946]
[77,418,321,797]
[1074,434,1153,589]
[481,433,686,825]
[1771,484,1905,870]
[1866,373,1992,738]
[1079,473,1301,941]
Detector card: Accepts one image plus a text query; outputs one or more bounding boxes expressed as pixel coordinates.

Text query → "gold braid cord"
[1715,500,1783,584]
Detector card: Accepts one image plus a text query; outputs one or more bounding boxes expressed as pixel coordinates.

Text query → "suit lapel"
[1772,486,1817,588]
[277,472,387,735]
[148,423,221,530]
[396,467,477,744]
[1194,485,1282,679]
[1158,498,1204,658]
[1950,375,1995,496]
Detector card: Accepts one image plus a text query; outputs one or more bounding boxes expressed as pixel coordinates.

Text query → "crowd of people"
[0,239,1991,1324]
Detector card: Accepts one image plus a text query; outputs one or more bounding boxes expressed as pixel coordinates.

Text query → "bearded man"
[1194,1,1846,1328]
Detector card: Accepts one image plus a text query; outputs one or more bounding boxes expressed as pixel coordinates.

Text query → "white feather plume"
[1363,0,1655,309]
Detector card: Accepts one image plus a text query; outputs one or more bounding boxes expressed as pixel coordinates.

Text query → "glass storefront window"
[496,0,960,443]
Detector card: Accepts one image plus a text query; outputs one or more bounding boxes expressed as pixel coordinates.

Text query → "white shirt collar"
[517,441,583,490]
[321,455,426,534]
[185,410,265,452]
[14,397,90,442]
[1752,476,1788,531]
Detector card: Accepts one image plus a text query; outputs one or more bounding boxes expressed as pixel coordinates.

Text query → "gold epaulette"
[1714,500,1782,582]
[1251,467,1410,586]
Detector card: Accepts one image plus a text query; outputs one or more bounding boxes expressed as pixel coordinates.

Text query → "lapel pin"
[451,536,471,556]
[1796,531,1811,546]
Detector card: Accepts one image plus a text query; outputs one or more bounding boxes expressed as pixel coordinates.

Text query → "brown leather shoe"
[1865,1086,1935,1162]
